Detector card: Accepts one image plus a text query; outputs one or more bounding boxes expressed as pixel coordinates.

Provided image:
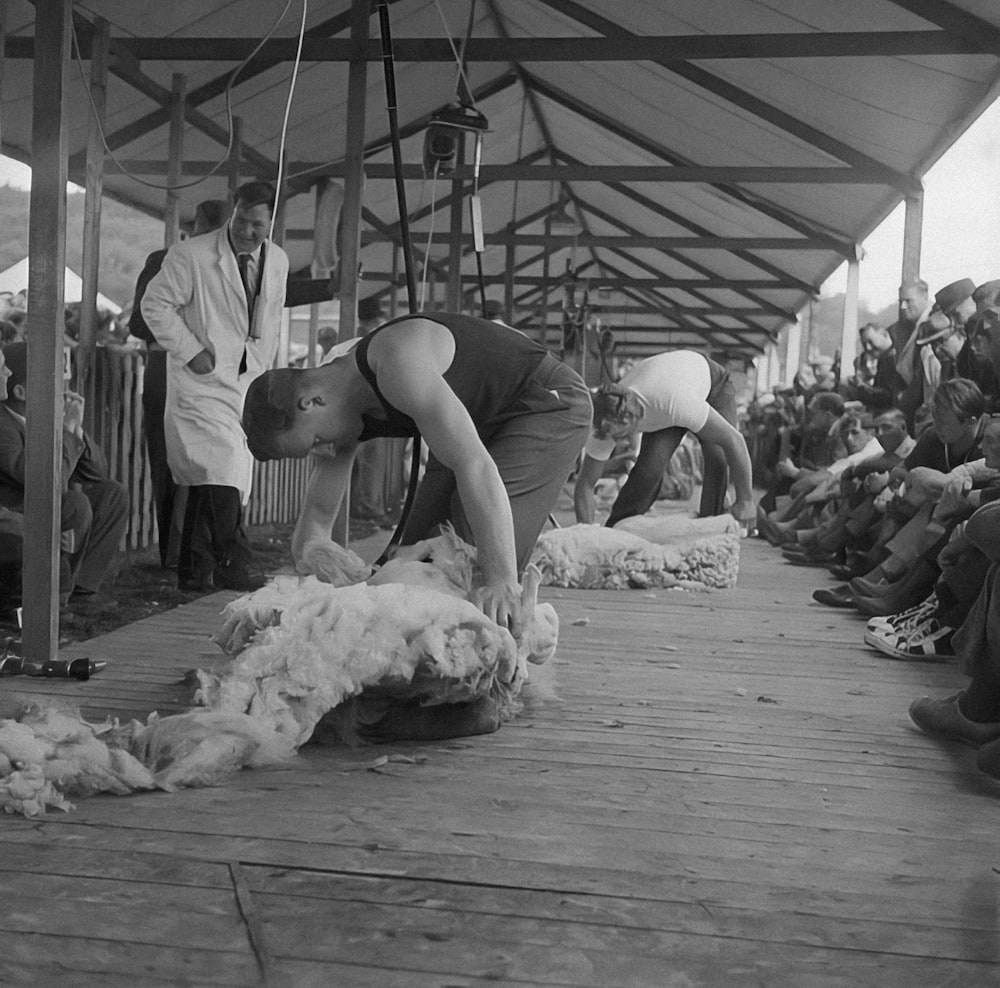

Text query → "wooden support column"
[271,181,290,366]
[504,243,515,324]
[78,15,109,432]
[228,116,243,197]
[840,249,862,385]
[332,0,370,546]
[783,318,802,387]
[164,73,186,248]
[902,187,923,288]
[23,0,71,662]
[0,6,7,148]
[446,136,465,312]
[339,0,369,342]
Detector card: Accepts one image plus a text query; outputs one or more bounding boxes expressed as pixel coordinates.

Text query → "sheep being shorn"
[199,528,559,745]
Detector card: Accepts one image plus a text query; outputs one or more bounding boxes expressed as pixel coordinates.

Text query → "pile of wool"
[0,702,155,818]
[531,523,740,590]
[202,529,559,746]
[0,702,296,818]
[198,580,525,746]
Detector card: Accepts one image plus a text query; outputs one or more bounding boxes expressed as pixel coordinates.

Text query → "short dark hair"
[233,180,277,215]
[808,391,845,417]
[591,384,640,440]
[242,367,303,460]
[933,377,984,422]
[3,341,27,391]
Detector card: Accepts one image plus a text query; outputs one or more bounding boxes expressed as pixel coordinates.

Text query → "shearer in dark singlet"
[242,311,592,636]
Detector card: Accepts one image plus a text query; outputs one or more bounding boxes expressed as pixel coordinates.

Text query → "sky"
[3,95,1000,309]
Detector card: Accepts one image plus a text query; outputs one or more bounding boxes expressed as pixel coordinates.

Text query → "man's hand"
[187,348,216,375]
[295,539,371,586]
[62,391,85,436]
[471,581,523,643]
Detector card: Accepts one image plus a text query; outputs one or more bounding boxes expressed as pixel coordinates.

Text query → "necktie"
[237,253,254,315]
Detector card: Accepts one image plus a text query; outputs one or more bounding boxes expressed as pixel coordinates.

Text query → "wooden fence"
[80,346,312,550]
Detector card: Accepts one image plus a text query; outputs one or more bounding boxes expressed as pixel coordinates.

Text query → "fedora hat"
[932,278,975,315]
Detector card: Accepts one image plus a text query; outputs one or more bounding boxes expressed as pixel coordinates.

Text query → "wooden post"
[332,0,370,546]
[840,249,862,385]
[164,73,186,248]
[902,188,923,288]
[783,318,802,387]
[23,0,71,662]
[338,0,369,343]
[271,182,290,365]
[78,16,109,433]
[0,5,7,157]
[447,136,465,312]
[228,116,243,198]
[504,243,515,324]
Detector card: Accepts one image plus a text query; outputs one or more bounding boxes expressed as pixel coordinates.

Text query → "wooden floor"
[2,531,1000,987]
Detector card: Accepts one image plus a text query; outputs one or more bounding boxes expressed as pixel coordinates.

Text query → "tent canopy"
[0,257,122,314]
[4,0,1000,358]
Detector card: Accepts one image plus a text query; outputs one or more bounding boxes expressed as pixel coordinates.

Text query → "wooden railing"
[78,347,311,550]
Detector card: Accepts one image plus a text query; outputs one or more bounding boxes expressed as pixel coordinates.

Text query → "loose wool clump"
[199,528,558,746]
[531,522,740,591]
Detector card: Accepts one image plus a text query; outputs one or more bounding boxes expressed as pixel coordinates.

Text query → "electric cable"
[70,1,296,194]
[374,0,421,567]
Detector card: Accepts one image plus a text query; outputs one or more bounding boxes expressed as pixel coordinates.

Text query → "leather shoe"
[849,574,893,597]
[909,693,1000,746]
[852,593,901,617]
[214,564,266,592]
[786,550,837,567]
[811,585,856,608]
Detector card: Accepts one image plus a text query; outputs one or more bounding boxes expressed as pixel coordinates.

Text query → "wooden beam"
[163,73,186,248]
[77,15,109,432]
[884,0,1000,55]
[18,31,985,62]
[23,0,71,663]
[522,70,848,249]
[284,162,899,186]
[359,231,846,250]
[534,0,914,191]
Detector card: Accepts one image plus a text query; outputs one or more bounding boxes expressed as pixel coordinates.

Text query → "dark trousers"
[63,480,129,596]
[142,349,177,568]
[178,484,253,585]
[399,354,592,574]
[606,370,738,528]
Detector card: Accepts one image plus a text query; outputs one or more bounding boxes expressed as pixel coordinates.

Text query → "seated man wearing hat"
[0,342,128,616]
[897,278,976,432]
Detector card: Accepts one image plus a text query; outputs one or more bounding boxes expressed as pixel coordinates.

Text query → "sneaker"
[865,594,937,634]
[909,693,1000,745]
[867,617,954,661]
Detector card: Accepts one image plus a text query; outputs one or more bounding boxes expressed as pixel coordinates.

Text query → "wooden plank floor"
[2,529,1000,987]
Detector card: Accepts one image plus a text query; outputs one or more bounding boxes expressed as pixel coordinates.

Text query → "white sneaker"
[865,593,937,634]
[868,616,955,662]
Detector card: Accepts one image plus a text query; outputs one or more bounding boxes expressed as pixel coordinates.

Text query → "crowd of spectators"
[752,276,1000,780]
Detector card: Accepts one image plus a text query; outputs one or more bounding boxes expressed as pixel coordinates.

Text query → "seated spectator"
[807,379,986,608]
[0,342,128,613]
[908,499,1000,779]
[863,414,1000,660]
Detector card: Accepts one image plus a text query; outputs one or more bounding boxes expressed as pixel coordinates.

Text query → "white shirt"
[584,350,713,462]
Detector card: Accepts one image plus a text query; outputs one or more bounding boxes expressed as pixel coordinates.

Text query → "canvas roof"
[4,0,1000,358]
[0,257,122,314]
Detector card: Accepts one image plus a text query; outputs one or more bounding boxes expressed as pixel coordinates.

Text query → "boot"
[852,557,939,617]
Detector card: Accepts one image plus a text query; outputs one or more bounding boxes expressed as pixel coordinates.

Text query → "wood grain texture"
[1,535,998,987]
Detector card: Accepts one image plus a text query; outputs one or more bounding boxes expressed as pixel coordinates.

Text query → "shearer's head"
[591,383,643,441]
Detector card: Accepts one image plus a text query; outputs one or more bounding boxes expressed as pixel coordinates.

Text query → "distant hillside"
[801,292,888,359]
[0,184,164,308]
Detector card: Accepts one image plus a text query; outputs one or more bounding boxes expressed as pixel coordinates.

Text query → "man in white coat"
[141,181,289,591]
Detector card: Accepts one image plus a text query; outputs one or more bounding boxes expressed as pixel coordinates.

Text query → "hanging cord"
[375,0,421,567]
[377,1,418,311]
[268,0,310,242]
[70,1,295,193]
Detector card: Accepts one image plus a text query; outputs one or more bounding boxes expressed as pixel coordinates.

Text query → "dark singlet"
[353,313,550,442]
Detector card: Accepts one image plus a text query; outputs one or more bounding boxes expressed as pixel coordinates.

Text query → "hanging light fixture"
[549,197,583,236]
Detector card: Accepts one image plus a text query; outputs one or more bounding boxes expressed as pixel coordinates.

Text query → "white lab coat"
[141,226,288,502]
